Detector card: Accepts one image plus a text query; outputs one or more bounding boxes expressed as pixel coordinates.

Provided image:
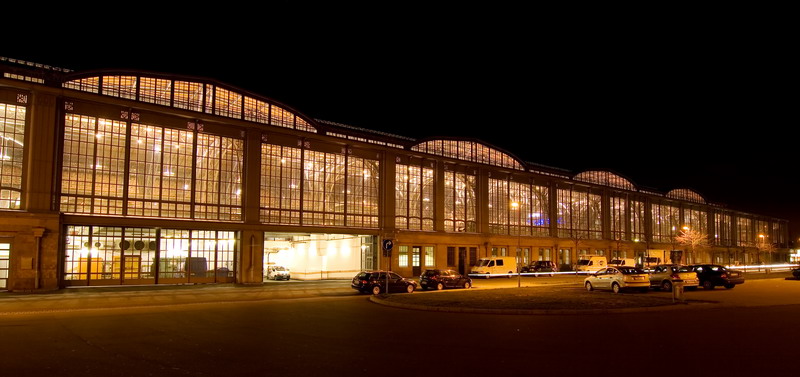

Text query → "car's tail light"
[720,274,727,279]
[671,274,680,280]
[361,280,368,285]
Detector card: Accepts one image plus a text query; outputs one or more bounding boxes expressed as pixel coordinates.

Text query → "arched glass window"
[666,189,705,204]
[411,139,524,170]
[574,170,635,191]
[63,74,317,133]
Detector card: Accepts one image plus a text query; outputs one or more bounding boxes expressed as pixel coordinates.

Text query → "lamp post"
[511,201,522,288]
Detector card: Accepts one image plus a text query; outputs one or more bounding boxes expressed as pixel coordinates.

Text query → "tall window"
[685,207,708,234]
[714,212,732,246]
[347,156,380,228]
[610,195,626,240]
[128,125,193,218]
[736,217,754,247]
[0,103,26,209]
[395,164,434,230]
[60,114,243,221]
[557,187,599,239]
[61,115,127,215]
[651,202,680,243]
[444,170,477,232]
[489,178,550,236]
[260,144,302,224]
[259,144,379,227]
[630,199,645,241]
[303,151,346,226]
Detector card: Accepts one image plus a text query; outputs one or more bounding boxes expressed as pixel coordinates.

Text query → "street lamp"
[511,201,521,288]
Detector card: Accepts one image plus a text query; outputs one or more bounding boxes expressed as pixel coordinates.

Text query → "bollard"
[672,279,685,303]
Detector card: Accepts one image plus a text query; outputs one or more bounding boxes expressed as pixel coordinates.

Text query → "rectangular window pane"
[260,144,301,224]
[0,103,26,209]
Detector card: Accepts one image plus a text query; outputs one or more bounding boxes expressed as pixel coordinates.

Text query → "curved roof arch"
[574,170,637,191]
[60,69,319,133]
[410,137,526,170]
[666,188,706,204]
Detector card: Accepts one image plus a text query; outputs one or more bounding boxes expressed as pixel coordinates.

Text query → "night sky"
[5,23,797,241]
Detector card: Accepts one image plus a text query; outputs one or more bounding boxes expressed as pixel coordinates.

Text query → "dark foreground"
[2,278,799,376]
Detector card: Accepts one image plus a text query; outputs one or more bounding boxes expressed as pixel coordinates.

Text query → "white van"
[470,257,517,278]
[608,258,636,267]
[575,256,607,272]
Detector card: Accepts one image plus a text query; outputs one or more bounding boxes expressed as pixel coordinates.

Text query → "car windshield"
[478,260,491,267]
[677,266,692,272]
[273,266,286,271]
[576,260,590,265]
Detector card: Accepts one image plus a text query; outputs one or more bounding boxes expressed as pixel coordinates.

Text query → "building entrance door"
[412,246,422,276]
[0,242,10,290]
[458,247,467,275]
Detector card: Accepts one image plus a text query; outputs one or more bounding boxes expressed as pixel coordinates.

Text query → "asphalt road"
[1,278,798,376]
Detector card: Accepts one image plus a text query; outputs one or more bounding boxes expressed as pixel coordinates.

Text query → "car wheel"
[793,270,800,279]
[612,282,621,294]
[406,284,415,293]
[585,281,594,291]
[724,284,735,289]
[661,281,672,292]
[703,280,714,290]
[436,282,444,291]
[371,285,382,295]
[463,281,471,289]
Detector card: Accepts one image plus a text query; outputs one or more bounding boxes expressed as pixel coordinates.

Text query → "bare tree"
[756,236,776,264]
[674,227,709,264]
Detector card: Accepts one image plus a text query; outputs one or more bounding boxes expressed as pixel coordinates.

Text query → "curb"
[368,294,718,315]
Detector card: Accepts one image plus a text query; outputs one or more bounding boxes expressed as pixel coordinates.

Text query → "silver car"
[649,264,698,291]
[584,266,650,293]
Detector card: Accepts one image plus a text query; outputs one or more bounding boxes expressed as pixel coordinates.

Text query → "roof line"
[315,118,417,141]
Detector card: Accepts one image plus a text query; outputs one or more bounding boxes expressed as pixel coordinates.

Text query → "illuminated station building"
[0,57,790,291]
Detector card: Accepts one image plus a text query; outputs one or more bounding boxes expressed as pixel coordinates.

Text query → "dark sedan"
[351,271,417,295]
[687,264,745,289]
[420,269,472,290]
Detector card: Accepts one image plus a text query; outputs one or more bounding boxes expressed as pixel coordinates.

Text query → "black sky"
[5,17,797,240]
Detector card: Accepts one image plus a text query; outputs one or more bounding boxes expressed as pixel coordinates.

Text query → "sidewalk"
[0,280,355,316]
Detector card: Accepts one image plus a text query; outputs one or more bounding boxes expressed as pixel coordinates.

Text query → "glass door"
[0,242,10,290]
[412,246,422,276]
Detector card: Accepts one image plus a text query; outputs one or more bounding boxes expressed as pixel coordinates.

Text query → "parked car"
[351,271,417,295]
[793,266,800,279]
[420,269,472,290]
[584,266,650,293]
[266,265,291,280]
[687,264,745,290]
[520,261,558,276]
[649,264,698,291]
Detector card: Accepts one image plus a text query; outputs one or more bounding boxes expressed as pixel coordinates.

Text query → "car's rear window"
[423,270,439,277]
[356,272,372,279]
[618,267,645,274]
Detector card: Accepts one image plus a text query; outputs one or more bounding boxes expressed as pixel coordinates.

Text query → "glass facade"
[411,139,524,170]
[0,103,25,209]
[60,114,243,221]
[556,187,601,239]
[259,144,379,227]
[395,164,434,231]
[64,75,317,133]
[714,212,732,246]
[64,225,236,284]
[444,170,477,232]
[652,202,680,243]
[2,60,793,291]
[489,178,549,236]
